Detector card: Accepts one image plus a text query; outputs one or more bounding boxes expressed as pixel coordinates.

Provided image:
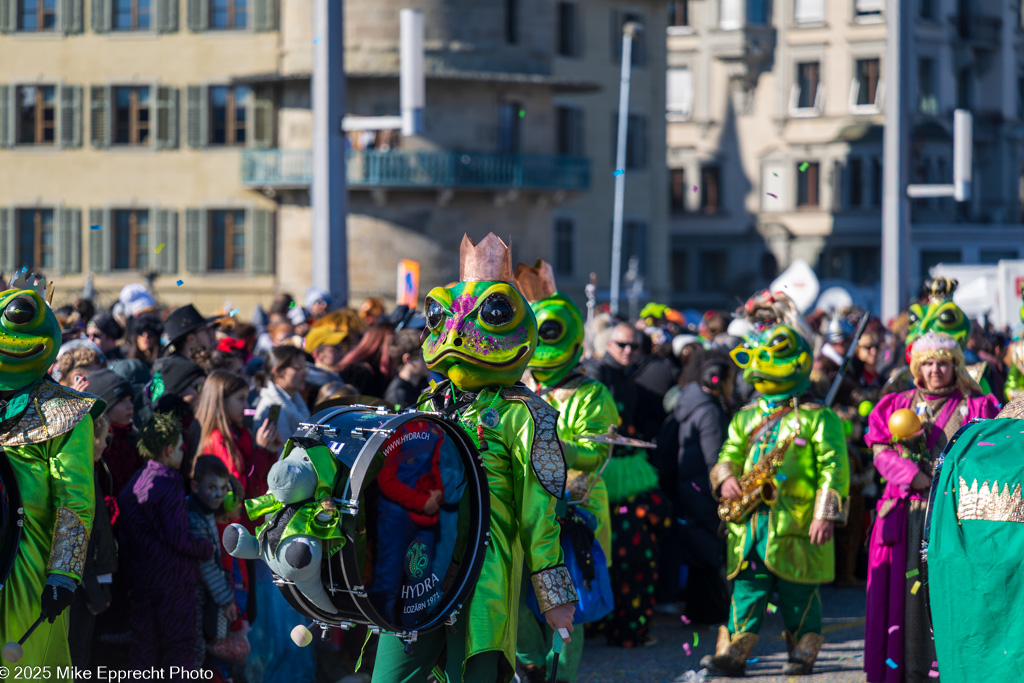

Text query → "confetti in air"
[693,633,699,646]
[176,280,184,286]
[683,643,691,656]
[886,658,898,670]
[289,301,296,309]
[692,185,698,193]
[767,603,777,614]
[906,569,919,579]
[799,162,810,172]
[613,169,624,177]
[680,615,691,624]
[889,625,900,634]
[767,193,778,199]
[230,308,240,317]
[911,581,922,595]
[90,224,101,230]
[155,243,165,254]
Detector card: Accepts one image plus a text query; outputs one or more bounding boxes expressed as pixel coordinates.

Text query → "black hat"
[150,356,206,402]
[162,304,218,349]
[87,313,124,341]
[129,314,163,339]
[87,369,134,410]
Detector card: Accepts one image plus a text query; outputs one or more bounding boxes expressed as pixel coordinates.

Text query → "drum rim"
[0,448,22,591]
[281,408,491,636]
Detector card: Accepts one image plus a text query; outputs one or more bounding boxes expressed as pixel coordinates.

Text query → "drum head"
[0,450,22,590]
[279,407,489,635]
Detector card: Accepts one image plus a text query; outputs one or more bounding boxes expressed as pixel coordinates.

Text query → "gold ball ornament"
[291,624,313,647]
[888,409,922,439]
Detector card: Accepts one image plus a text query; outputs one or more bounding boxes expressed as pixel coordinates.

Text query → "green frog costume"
[371,235,577,683]
[514,259,619,683]
[702,290,849,677]
[0,272,103,678]
[1003,282,1024,401]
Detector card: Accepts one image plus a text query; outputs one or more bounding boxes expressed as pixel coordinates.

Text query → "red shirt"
[202,426,276,532]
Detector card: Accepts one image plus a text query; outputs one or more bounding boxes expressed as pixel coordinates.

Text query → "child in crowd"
[118,412,214,671]
[68,414,118,670]
[56,345,105,392]
[383,329,430,411]
[188,456,239,668]
[89,369,143,498]
[196,370,282,513]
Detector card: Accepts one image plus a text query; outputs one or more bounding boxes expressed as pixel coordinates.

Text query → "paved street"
[577,586,867,683]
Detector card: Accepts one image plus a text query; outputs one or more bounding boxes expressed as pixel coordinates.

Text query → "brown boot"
[781,632,824,675]
[700,625,759,676]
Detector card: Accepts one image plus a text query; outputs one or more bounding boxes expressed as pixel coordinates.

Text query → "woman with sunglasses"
[123,316,164,368]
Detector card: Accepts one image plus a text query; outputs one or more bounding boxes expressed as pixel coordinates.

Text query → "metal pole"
[881,0,910,323]
[400,9,424,137]
[312,0,349,306]
[609,22,642,317]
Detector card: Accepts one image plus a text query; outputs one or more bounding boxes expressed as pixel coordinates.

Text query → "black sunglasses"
[611,340,639,350]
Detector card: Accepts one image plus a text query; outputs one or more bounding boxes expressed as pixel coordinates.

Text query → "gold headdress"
[7,268,54,305]
[460,233,512,283]
[740,289,813,344]
[513,260,557,303]
[926,277,958,305]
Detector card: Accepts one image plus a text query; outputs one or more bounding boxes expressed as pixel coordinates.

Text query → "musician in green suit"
[514,259,619,683]
[702,290,849,677]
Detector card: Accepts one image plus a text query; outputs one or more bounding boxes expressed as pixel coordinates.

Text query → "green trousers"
[370,618,506,683]
[516,608,583,682]
[728,550,821,640]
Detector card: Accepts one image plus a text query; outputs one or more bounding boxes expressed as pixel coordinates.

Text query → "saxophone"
[717,432,797,524]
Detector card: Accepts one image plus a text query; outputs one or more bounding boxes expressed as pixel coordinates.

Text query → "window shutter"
[794,0,825,24]
[90,86,111,148]
[186,85,208,148]
[187,0,208,31]
[88,208,111,273]
[0,86,11,149]
[156,209,178,273]
[156,86,179,149]
[91,0,111,33]
[157,0,179,32]
[609,10,620,63]
[667,68,693,117]
[251,92,273,148]
[61,0,83,33]
[249,208,273,275]
[0,0,14,33]
[59,85,82,149]
[58,208,81,274]
[186,209,207,273]
[0,208,12,275]
[253,0,277,31]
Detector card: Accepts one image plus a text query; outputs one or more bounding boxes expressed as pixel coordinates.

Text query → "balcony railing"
[241,149,591,191]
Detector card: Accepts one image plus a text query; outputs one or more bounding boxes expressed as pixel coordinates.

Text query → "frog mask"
[513,260,583,386]
[906,278,970,350]
[729,324,812,399]
[422,234,537,392]
[0,273,61,391]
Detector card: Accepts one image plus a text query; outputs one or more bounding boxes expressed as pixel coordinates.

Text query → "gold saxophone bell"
[760,481,778,505]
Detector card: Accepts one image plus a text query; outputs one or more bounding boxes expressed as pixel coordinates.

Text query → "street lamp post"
[609,21,643,318]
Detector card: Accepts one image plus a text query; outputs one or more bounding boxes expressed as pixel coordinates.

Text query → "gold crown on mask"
[7,268,54,305]
[513,260,557,303]
[958,476,1024,523]
[927,277,958,305]
[460,233,512,283]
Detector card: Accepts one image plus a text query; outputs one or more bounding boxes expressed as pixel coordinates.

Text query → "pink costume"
[864,387,998,682]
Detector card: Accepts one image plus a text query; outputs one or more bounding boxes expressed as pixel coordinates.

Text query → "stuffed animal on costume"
[222,444,343,615]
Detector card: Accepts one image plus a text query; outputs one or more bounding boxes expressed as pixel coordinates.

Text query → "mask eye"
[768,333,791,351]
[938,310,958,325]
[4,296,37,325]
[479,294,515,328]
[425,299,445,331]
[908,312,919,325]
[538,320,564,343]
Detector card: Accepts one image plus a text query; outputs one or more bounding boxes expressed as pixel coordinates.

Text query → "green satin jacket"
[710,398,850,584]
[427,380,577,672]
[524,369,620,561]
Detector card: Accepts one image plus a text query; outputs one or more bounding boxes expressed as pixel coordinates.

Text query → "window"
[555,106,584,157]
[848,157,864,207]
[796,161,820,208]
[667,67,694,119]
[747,0,768,25]
[919,58,938,115]
[623,220,647,275]
[957,68,972,109]
[113,0,151,30]
[794,0,825,25]
[505,0,517,43]
[670,246,687,292]
[819,246,880,286]
[668,0,689,27]
[719,0,741,29]
[113,209,150,270]
[612,11,646,67]
[18,0,57,30]
[16,86,56,145]
[698,249,728,291]
[870,157,883,206]
[700,165,721,214]
[920,0,935,20]
[610,114,647,169]
[210,0,247,30]
[209,86,251,146]
[557,3,577,57]
[1019,72,1024,120]
[499,102,521,154]
[113,86,151,145]
[209,210,246,271]
[980,249,1018,264]
[852,58,881,110]
[670,168,687,214]
[553,218,574,276]
[854,0,883,22]
[920,250,960,280]
[16,209,54,270]
[791,61,823,115]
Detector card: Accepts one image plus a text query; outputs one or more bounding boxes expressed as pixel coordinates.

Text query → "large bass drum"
[278,405,489,639]
[0,449,22,592]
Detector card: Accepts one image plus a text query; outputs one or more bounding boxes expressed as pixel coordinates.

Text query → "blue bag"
[526,507,613,624]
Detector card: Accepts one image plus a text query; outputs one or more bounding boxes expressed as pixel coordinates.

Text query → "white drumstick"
[558,627,570,641]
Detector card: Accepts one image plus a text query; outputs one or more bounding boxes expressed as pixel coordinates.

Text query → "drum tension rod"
[349,427,396,440]
[333,497,359,515]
